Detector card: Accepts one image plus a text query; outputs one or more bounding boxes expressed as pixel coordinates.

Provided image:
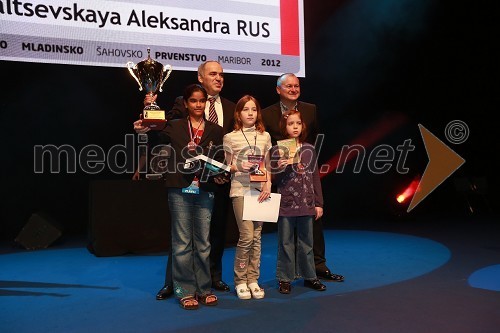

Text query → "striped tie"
[208,97,218,124]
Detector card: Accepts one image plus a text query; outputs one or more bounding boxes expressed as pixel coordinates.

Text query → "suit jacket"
[155,118,224,192]
[169,95,235,135]
[261,101,319,145]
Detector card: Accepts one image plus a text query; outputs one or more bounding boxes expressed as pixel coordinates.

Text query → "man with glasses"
[262,73,345,283]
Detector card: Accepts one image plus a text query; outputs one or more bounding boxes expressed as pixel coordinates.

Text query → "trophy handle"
[158,64,173,93]
[126,61,144,91]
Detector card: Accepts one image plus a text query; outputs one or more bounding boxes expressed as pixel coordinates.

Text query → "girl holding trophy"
[134,84,226,310]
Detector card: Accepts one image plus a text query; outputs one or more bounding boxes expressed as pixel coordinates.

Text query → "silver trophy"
[127,48,172,128]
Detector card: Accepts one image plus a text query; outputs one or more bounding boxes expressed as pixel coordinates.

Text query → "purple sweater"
[272,143,324,217]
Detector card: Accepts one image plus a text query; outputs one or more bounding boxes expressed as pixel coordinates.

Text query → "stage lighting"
[396,178,420,204]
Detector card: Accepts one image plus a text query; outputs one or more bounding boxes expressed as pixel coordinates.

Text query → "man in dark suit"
[262,73,344,282]
[155,61,235,300]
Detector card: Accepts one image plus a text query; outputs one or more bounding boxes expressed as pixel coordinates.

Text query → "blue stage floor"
[1,223,499,333]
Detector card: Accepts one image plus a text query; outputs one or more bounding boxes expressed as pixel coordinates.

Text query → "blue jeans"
[276,215,316,282]
[168,188,214,298]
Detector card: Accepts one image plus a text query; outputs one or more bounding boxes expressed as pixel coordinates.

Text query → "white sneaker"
[248,282,265,299]
[235,283,251,300]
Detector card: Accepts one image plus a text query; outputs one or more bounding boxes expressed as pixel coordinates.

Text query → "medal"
[187,141,197,151]
[187,116,204,151]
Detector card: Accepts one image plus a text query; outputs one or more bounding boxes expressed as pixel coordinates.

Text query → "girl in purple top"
[273,109,327,294]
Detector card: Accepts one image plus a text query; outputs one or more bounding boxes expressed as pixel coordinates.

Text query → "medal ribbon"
[188,117,204,146]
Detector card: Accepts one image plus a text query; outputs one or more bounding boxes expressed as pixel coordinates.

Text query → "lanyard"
[241,128,257,154]
[188,117,204,144]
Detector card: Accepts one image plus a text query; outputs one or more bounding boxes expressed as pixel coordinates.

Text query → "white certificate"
[242,189,282,223]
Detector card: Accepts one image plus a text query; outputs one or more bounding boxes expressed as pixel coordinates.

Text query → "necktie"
[208,97,219,125]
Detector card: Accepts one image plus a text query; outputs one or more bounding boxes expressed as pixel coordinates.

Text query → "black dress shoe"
[156,285,173,300]
[278,281,291,294]
[304,279,326,291]
[212,280,230,292]
[317,270,345,282]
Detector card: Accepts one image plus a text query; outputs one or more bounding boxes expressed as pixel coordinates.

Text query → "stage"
[1,216,499,333]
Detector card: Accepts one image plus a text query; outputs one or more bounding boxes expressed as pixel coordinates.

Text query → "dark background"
[0,0,497,240]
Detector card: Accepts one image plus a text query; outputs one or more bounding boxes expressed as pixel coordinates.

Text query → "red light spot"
[396,179,420,204]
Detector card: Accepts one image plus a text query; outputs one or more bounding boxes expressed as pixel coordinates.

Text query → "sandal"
[196,293,218,306]
[179,296,199,310]
[248,282,265,299]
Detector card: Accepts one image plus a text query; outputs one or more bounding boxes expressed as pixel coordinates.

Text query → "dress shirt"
[206,94,224,127]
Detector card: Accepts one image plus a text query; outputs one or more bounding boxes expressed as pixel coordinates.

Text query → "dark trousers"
[208,183,230,282]
[313,217,328,272]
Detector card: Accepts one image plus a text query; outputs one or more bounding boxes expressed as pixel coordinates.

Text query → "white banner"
[0,0,305,76]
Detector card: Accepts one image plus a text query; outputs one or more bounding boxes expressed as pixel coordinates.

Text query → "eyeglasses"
[281,84,300,90]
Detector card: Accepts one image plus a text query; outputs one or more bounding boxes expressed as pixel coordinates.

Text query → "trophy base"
[142,109,166,130]
[141,118,166,130]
